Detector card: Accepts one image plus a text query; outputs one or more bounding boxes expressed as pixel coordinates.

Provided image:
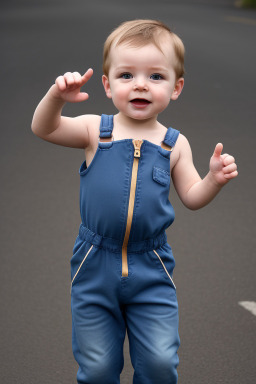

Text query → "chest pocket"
[153,166,170,187]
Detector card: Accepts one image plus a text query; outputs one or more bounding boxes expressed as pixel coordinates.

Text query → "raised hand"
[53,68,93,103]
[209,143,238,186]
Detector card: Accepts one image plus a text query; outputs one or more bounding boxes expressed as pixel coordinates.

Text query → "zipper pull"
[133,139,143,158]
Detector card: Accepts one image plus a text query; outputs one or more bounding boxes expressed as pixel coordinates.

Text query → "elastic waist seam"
[78,224,167,253]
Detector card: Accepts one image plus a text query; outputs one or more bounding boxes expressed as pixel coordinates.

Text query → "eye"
[150,73,163,81]
[120,73,133,79]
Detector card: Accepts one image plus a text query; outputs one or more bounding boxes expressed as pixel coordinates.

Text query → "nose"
[133,76,148,91]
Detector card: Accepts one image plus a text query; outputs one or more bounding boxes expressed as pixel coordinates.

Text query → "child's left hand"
[209,143,238,186]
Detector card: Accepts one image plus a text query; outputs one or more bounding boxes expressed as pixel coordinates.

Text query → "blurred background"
[1,1,256,383]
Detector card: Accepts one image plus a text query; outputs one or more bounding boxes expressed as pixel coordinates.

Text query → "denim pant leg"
[126,300,179,384]
[71,244,126,384]
[125,246,180,384]
[72,304,126,384]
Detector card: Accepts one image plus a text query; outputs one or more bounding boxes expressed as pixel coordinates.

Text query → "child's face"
[102,40,184,121]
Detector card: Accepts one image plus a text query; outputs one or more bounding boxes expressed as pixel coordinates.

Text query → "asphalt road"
[1,1,256,383]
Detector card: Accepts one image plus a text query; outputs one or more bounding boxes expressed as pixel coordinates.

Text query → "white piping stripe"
[71,245,94,290]
[153,250,176,289]
[238,301,256,317]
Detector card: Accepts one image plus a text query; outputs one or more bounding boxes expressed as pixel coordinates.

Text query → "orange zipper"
[122,140,143,277]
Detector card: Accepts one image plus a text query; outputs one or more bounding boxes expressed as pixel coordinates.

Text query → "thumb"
[213,143,223,158]
[73,92,89,103]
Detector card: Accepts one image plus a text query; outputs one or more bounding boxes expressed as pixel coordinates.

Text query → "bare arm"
[31,69,94,148]
[172,135,238,210]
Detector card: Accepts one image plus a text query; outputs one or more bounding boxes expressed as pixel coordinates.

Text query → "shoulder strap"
[161,127,180,152]
[99,114,114,141]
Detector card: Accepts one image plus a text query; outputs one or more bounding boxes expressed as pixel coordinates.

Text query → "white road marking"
[238,301,256,317]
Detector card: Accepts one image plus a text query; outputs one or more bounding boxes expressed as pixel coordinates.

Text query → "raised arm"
[172,135,238,210]
[31,69,94,148]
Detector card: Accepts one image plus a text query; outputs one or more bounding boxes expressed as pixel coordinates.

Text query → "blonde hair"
[103,19,185,79]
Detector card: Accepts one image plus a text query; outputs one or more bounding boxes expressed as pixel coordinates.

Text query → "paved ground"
[1,1,256,383]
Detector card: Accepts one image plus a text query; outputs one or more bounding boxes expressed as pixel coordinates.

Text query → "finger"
[223,163,237,174]
[224,170,238,179]
[213,143,223,158]
[81,68,93,85]
[73,71,82,85]
[55,76,66,91]
[223,155,235,166]
[220,153,229,160]
[64,72,75,87]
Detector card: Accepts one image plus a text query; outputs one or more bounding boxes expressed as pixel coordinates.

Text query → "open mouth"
[130,99,151,107]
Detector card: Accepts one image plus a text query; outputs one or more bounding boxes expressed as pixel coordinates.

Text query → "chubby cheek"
[111,86,129,106]
[154,89,172,110]
[113,84,129,98]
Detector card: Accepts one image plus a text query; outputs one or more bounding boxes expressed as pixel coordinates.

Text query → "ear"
[102,75,112,99]
[171,77,184,101]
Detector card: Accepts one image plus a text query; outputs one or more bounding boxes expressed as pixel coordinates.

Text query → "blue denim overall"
[71,114,180,384]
